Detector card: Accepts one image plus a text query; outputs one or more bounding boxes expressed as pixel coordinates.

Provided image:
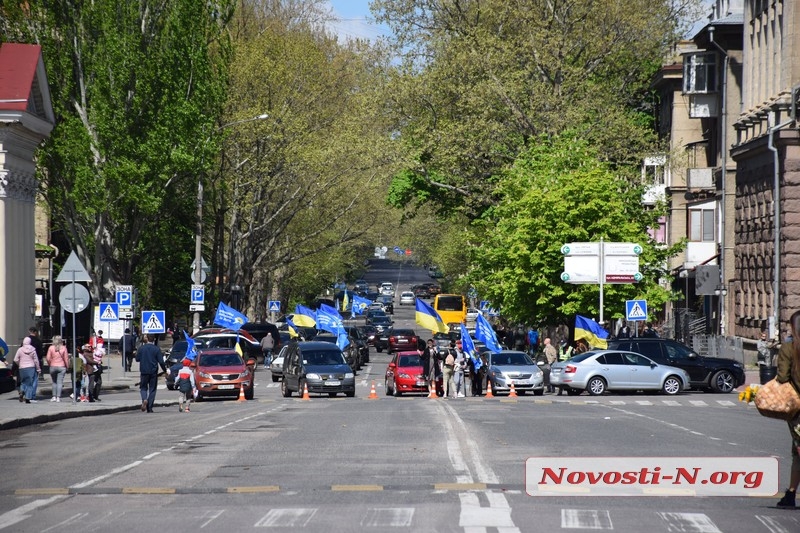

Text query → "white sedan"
[399,291,415,305]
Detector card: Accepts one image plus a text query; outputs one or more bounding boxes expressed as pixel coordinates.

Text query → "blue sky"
[327,0,389,41]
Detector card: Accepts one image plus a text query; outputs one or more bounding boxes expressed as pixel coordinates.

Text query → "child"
[175,359,196,412]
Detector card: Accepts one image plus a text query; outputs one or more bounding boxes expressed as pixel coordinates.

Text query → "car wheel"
[662,376,682,395]
[281,379,292,397]
[566,388,582,396]
[534,389,544,396]
[394,380,402,397]
[376,347,383,353]
[385,378,393,396]
[271,375,279,383]
[587,377,606,395]
[245,387,254,400]
[328,392,337,398]
[345,390,355,397]
[711,370,735,393]
[517,390,526,396]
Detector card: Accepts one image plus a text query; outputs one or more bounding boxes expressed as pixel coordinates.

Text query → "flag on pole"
[459,323,482,371]
[183,330,197,361]
[293,305,317,327]
[285,316,300,338]
[474,314,502,353]
[415,298,449,334]
[351,294,371,315]
[213,302,248,331]
[342,290,350,314]
[574,315,609,349]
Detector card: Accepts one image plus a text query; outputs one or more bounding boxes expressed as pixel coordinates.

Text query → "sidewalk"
[0,353,178,431]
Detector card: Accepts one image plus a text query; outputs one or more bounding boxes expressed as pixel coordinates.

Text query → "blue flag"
[337,332,350,351]
[214,302,248,331]
[351,294,372,316]
[460,323,481,371]
[320,303,343,320]
[475,314,502,353]
[317,309,345,336]
[183,330,197,361]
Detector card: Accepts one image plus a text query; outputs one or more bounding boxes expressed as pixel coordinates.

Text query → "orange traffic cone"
[237,383,247,402]
[368,381,378,399]
[508,382,518,398]
[484,382,494,398]
[428,380,438,399]
[301,382,310,400]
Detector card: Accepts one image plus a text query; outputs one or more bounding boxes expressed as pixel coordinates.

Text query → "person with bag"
[14,337,40,403]
[45,335,69,402]
[174,359,196,412]
[775,310,800,508]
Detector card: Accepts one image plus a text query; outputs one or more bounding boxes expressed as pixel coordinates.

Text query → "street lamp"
[48,303,56,326]
[29,303,36,320]
[192,113,269,334]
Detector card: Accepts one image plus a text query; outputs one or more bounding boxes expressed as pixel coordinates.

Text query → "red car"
[384,350,443,397]
[387,328,419,354]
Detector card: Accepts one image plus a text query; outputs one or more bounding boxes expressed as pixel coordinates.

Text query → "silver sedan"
[269,345,290,382]
[486,350,545,396]
[550,350,690,396]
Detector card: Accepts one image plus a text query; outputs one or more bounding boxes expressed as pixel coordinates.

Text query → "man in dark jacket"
[135,334,166,413]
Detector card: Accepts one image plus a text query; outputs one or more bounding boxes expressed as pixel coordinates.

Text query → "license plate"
[217,384,235,390]
[416,380,426,386]
[325,380,341,386]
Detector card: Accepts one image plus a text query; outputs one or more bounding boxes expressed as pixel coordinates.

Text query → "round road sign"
[59,282,91,314]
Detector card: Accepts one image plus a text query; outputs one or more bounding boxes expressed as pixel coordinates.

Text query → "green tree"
[468,133,682,326]
[1,0,233,306]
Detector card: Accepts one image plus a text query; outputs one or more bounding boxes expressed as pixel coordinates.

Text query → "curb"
[0,400,180,431]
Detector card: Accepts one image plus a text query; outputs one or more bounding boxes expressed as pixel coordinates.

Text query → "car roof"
[300,341,344,350]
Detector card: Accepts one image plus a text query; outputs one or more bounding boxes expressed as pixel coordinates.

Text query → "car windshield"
[312,336,337,344]
[491,353,534,366]
[378,296,392,303]
[170,341,188,353]
[303,350,346,365]
[391,329,415,337]
[372,317,392,325]
[398,355,422,367]
[198,353,243,367]
[194,337,225,348]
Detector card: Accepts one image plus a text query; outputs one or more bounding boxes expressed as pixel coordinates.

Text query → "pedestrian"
[442,348,456,398]
[616,321,631,339]
[135,334,167,413]
[175,359,197,412]
[14,337,40,403]
[81,344,100,402]
[453,341,468,398]
[642,322,658,338]
[775,310,800,508]
[121,328,137,372]
[423,339,438,393]
[27,326,44,379]
[558,339,574,362]
[45,335,69,402]
[513,327,526,352]
[260,331,275,367]
[527,326,539,356]
[543,337,558,393]
[469,351,483,396]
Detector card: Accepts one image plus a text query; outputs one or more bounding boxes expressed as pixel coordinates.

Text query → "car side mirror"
[688,353,697,359]
[388,363,396,369]
[650,363,657,369]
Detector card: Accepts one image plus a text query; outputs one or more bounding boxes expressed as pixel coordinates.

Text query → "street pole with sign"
[55,252,92,404]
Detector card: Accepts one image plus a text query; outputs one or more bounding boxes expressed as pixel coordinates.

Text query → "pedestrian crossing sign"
[142,310,166,334]
[625,300,648,322]
[99,302,119,322]
[268,300,281,313]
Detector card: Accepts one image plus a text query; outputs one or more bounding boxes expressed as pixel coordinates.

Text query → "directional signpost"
[55,251,92,405]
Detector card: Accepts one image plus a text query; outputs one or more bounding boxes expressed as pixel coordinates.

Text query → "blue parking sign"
[191,285,205,305]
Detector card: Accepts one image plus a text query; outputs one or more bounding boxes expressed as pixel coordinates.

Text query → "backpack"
[177,375,193,393]
[445,353,455,366]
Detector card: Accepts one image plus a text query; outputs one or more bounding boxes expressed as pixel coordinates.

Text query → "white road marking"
[561,509,613,529]
[360,507,415,527]
[657,512,721,533]
[0,496,68,531]
[40,512,89,533]
[255,508,317,527]
[716,400,736,406]
[662,400,681,406]
[636,401,653,406]
[689,400,708,406]
[199,510,225,529]
[756,514,800,533]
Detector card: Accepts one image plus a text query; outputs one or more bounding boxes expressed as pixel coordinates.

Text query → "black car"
[344,326,370,364]
[240,321,281,347]
[606,337,745,393]
[312,333,359,372]
[0,365,15,394]
[353,279,369,294]
[281,341,356,398]
[376,295,394,314]
[358,325,378,348]
[164,340,190,390]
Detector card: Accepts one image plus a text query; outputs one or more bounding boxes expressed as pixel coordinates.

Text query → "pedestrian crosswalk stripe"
[561,509,613,530]
[689,400,708,406]
[658,512,721,533]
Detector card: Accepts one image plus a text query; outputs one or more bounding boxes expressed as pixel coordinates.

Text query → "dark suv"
[281,341,356,398]
[606,338,745,393]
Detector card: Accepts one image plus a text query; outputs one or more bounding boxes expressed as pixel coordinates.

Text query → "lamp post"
[192,113,269,334]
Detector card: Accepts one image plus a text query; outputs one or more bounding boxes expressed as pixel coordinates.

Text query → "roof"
[0,42,55,132]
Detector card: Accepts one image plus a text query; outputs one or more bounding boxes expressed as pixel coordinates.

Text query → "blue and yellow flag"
[285,316,299,338]
[342,290,349,314]
[293,305,317,327]
[214,302,248,331]
[574,315,609,349]
[415,298,449,334]
[351,294,371,315]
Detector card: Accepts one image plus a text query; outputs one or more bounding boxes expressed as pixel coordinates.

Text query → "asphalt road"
[0,259,796,532]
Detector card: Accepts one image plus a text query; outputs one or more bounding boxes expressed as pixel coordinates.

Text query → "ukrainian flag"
[415,298,449,334]
[574,315,609,349]
[293,304,317,327]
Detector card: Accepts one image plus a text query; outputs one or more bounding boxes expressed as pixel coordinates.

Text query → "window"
[683,52,717,94]
[643,155,667,186]
[689,208,716,241]
[600,352,624,365]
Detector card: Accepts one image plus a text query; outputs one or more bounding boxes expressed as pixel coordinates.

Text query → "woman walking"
[14,337,41,403]
[46,335,69,402]
[776,310,800,508]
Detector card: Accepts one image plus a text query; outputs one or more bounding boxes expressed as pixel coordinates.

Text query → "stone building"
[0,43,55,354]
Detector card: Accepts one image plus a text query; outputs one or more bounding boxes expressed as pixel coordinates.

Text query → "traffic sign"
[59,283,90,314]
[467,287,478,299]
[191,285,205,305]
[99,302,119,322]
[479,300,490,311]
[115,285,133,308]
[625,300,648,322]
[189,304,205,312]
[142,310,166,334]
[393,246,401,254]
[268,300,281,313]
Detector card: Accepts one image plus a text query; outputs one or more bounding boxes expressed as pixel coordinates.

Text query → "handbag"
[754,378,800,420]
